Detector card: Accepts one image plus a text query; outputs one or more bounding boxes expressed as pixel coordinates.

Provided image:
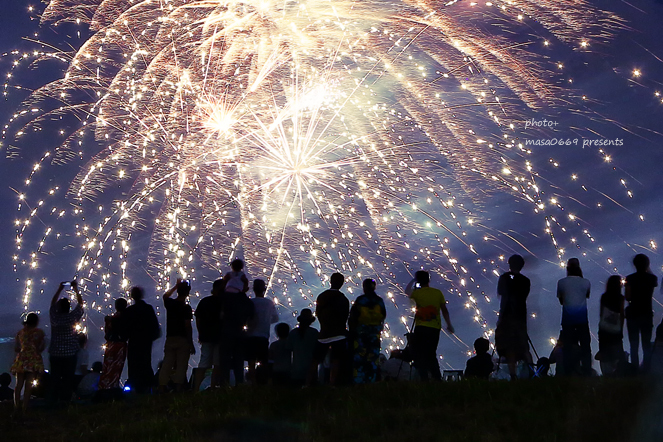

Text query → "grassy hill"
[2,378,662,441]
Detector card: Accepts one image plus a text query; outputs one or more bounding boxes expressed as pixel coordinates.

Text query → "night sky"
[1,0,663,374]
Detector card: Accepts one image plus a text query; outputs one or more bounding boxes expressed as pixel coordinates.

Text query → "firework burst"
[5,0,633,357]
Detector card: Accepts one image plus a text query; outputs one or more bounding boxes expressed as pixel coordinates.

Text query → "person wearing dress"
[11,312,45,416]
[598,275,626,376]
[349,279,387,384]
[99,298,129,390]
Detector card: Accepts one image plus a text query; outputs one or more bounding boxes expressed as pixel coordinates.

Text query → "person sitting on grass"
[0,373,13,402]
[77,361,103,400]
[269,323,291,386]
[464,337,494,379]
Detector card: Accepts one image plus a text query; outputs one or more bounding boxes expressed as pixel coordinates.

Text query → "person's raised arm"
[72,280,83,306]
[404,278,417,296]
[163,278,180,301]
[51,282,66,306]
[441,303,454,334]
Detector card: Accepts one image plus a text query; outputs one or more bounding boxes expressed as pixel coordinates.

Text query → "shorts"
[314,338,348,362]
[244,336,269,362]
[198,342,220,369]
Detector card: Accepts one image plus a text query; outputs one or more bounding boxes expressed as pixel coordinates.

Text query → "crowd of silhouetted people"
[3,253,663,420]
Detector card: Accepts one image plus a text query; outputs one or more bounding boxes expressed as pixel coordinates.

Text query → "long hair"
[605,275,622,295]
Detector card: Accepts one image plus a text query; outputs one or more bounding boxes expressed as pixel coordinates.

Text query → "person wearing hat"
[557,257,592,376]
[287,308,319,387]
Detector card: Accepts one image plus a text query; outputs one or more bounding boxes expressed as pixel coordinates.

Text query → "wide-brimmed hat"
[297,308,315,324]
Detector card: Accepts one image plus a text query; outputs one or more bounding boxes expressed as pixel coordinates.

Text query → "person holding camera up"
[158,278,194,393]
[405,271,454,381]
[49,280,84,404]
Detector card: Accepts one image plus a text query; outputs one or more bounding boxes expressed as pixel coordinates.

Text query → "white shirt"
[557,276,591,326]
[247,297,279,339]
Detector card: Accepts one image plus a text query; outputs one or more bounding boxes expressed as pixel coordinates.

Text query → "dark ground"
[1,378,662,441]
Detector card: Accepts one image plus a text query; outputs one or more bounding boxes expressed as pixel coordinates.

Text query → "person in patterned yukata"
[349,279,387,384]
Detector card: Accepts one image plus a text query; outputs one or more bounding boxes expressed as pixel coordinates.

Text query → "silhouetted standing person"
[287,310,318,387]
[193,279,225,392]
[625,253,658,371]
[99,298,129,390]
[49,280,84,404]
[495,255,530,380]
[12,312,45,417]
[159,279,195,393]
[219,284,254,385]
[598,275,625,376]
[311,272,350,386]
[349,279,386,384]
[246,279,279,384]
[557,258,592,376]
[405,270,454,381]
[124,286,160,394]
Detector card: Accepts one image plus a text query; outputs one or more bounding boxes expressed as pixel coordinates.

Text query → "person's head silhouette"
[415,270,430,287]
[606,275,622,294]
[56,297,70,314]
[566,258,583,277]
[231,258,244,272]
[253,279,266,298]
[130,286,145,301]
[211,278,226,296]
[0,372,10,388]
[275,322,290,339]
[177,280,191,298]
[473,337,490,355]
[23,312,39,328]
[330,272,344,290]
[633,253,650,272]
[362,278,377,294]
[508,254,525,273]
[115,298,128,312]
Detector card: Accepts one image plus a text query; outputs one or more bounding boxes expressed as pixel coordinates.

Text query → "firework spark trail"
[4,0,642,356]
